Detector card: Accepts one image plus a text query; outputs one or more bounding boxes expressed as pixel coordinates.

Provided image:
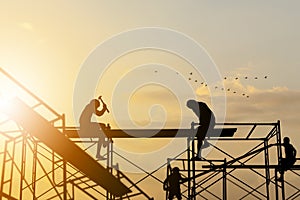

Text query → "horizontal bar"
[202,165,300,169]
[64,128,237,138]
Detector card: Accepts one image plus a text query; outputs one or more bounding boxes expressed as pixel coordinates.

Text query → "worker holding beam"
[79,96,110,160]
[187,99,215,160]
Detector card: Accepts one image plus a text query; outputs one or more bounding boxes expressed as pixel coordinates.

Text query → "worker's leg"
[196,136,203,158]
[277,158,287,181]
[203,121,215,148]
[196,126,209,157]
[168,192,175,200]
[96,134,106,159]
[175,194,182,200]
[90,122,105,159]
[98,123,110,147]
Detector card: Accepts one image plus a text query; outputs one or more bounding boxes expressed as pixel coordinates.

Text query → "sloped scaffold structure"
[0,68,299,199]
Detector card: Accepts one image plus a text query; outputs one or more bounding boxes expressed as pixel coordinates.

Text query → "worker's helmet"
[90,99,100,108]
[172,167,180,173]
[186,99,197,109]
[283,137,290,144]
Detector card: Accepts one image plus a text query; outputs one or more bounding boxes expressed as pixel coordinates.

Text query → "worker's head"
[187,99,198,110]
[90,99,100,108]
[283,137,290,144]
[172,167,180,173]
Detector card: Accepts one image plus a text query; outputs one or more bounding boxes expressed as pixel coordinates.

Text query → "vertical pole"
[276,120,285,199]
[264,140,270,199]
[281,173,285,200]
[71,180,75,200]
[63,159,67,200]
[0,141,8,200]
[62,114,67,200]
[19,134,27,200]
[187,136,191,199]
[106,136,114,200]
[110,139,114,200]
[32,140,37,200]
[223,159,227,200]
[106,140,110,200]
[275,168,279,200]
[9,137,17,197]
[188,122,195,199]
[166,158,171,200]
[192,139,196,200]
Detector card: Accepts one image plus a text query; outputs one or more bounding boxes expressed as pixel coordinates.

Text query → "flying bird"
[235,77,239,80]
[264,76,268,79]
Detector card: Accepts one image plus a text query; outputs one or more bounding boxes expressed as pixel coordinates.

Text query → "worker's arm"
[95,104,107,116]
[163,178,169,191]
[293,146,297,158]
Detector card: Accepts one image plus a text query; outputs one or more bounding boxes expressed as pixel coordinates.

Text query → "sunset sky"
[0,1,300,198]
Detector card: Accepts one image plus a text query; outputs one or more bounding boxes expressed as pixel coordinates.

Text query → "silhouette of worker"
[277,137,297,182]
[163,167,185,200]
[187,99,215,159]
[79,97,109,160]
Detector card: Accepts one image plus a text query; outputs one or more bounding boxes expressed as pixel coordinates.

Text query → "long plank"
[2,98,131,197]
[65,128,237,138]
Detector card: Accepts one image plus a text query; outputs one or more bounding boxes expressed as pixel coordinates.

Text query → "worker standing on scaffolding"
[277,137,297,182]
[187,99,215,160]
[163,167,185,200]
[79,96,109,160]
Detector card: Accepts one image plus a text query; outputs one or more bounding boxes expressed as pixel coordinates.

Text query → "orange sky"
[0,1,300,199]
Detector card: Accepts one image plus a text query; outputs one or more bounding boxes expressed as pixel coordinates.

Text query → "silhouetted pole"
[275,167,279,199]
[19,134,26,200]
[63,160,67,200]
[276,120,285,199]
[263,140,270,199]
[32,139,38,199]
[187,134,191,199]
[166,159,171,200]
[106,138,112,200]
[192,139,196,199]
[62,114,67,200]
[223,158,227,200]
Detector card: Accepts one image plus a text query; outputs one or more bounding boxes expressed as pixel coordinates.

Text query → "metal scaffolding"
[0,68,299,200]
[166,121,300,200]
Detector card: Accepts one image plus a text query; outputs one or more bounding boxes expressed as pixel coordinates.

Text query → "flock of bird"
[187,72,269,98]
[153,70,269,99]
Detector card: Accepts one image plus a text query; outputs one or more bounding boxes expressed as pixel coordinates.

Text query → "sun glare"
[0,93,14,112]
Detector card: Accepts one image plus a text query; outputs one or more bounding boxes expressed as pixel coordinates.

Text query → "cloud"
[226,85,300,143]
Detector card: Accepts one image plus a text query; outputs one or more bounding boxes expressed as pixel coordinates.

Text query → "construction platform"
[1,68,300,200]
